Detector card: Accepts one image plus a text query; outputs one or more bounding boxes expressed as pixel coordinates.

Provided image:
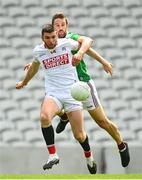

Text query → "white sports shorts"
[45,90,83,113]
[83,79,101,110]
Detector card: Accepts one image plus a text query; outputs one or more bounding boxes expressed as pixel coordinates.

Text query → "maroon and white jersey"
[33,38,79,94]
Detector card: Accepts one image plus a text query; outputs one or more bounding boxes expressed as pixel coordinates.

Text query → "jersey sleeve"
[67,38,79,51]
[32,46,41,63]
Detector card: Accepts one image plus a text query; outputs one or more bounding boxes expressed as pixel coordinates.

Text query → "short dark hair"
[41,24,54,36]
[52,12,68,25]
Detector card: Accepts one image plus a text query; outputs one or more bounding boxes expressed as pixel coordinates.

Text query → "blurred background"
[0,0,142,174]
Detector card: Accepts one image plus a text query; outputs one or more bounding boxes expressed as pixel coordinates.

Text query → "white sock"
[48,153,59,162]
[86,155,94,167]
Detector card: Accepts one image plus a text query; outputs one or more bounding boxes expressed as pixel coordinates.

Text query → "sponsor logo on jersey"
[42,53,69,69]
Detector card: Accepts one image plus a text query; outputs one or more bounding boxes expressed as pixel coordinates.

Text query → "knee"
[74,131,86,142]
[40,113,51,127]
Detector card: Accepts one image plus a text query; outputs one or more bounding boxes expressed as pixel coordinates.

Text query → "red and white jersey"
[33,38,79,94]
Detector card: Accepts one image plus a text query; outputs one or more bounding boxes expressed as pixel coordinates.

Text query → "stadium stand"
[16,17,36,27]
[7,109,27,122]
[0,0,142,148]
[108,27,128,39]
[4,27,23,39]
[1,0,19,8]
[0,121,15,133]
[129,119,142,133]
[110,7,129,18]
[123,0,141,8]
[24,130,43,143]
[91,7,109,18]
[102,0,122,8]
[83,0,101,8]
[63,0,81,8]
[2,130,23,143]
[8,7,27,17]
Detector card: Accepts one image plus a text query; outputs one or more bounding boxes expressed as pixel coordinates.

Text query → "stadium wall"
[0,144,142,174]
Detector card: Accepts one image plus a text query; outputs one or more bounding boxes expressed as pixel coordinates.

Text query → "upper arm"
[77,36,93,45]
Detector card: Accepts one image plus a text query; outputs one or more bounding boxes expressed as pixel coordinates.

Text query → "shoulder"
[57,38,72,47]
[58,38,78,44]
[66,32,80,41]
[57,38,79,50]
[33,43,46,59]
[33,43,44,53]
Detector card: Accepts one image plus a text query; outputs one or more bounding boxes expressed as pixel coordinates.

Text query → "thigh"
[88,105,107,122]
[67,110,85,134]
[41,96,62,119]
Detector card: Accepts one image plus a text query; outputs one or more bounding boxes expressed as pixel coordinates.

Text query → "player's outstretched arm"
[72,36,93,66]
[16,60,40,89]
[24,62,32,71]
[77,36,93,55]
[86,48,113,76]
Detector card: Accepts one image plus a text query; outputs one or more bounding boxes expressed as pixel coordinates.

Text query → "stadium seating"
[63,0,81,8]
[0,121,15,133]
[0,37,10,48]
[83,0,101,8]
[8,7,27,17]
[129,28,142,38]
[108,27,128,39]
[110,7,129,18]
[123,0,141,8]
[0,17,15,27]
[114,59,133,70]
[102,0,122,8]
[118,109,139,122]
[120,89,140,101]
[21,0,40,8]
[104,48,125,60]
[99,17,118,28]
[16,17,36,27]
[42,0,60,8]
[24,130,43,143]
[129,120,142,133]
[87,27,106,38]
[91,7,109,18]
[119,17,139,28]
[2,130,23,143]
[7,109,27,122]
[1,0,19,8]
[0,0,142,146]
[4,27,23,39]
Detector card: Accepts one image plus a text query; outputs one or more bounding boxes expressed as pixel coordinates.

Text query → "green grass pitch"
[0,174,142,179]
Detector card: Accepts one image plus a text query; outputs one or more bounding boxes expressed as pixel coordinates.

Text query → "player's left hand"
[103,61,113,76]
[24,63,32,71]
[16,81,26,89]
[72,52,83,66]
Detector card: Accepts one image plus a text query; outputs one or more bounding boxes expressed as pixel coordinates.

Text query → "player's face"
[53,18,68,38]
[42,31,58,49]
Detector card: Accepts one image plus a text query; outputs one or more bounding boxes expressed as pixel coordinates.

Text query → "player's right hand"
[103,62,113,76]
[24,63,32,71]
[16,81,26,89]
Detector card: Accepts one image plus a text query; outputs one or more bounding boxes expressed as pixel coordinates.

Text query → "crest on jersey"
[62,47,66,51]
[50,50,56,54]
